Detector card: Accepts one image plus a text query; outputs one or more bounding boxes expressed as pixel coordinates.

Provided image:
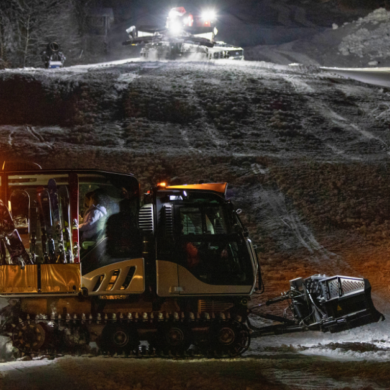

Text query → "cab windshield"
[158,191,252,285]
[180,205,228,235]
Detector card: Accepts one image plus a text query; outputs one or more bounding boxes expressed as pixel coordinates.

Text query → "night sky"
[104,0,381,48]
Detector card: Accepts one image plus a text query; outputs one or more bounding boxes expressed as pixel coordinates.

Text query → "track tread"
[9,311,250,359]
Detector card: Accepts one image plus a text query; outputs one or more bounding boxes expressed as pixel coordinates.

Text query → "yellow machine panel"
[20,297,92,316]
[40,264,80,293]
[167,182,227,195]
[0,265,38,293]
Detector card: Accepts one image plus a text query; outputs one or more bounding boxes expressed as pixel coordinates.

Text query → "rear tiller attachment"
[251,275,384,335]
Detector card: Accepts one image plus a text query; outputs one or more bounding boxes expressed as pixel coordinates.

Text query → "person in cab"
[79,190,109,241]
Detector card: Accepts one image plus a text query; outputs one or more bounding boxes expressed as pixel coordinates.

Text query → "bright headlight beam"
[169,9,179,18]
[201,9,216,21]
[169,21,183,35]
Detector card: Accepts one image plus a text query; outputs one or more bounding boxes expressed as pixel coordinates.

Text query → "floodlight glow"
[201,9,216,21]
[169,8,179,18]
[169,21,183,35]
[184,14,194,27]
[169,7,186,18]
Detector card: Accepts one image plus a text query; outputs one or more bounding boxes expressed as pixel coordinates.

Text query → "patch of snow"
[250,184,336,259]
[247,7,390,68]
[325,144,362,161]
[338,8,390,60]
[250,318,390,362]
[251,163,269,175]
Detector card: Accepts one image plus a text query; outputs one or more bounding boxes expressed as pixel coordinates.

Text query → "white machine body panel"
[82,258,145,296]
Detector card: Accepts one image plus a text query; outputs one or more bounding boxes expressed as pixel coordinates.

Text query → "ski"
[36,187,53,264]
[29,198,39,264]
[69,173,79,264]
[9,189,37,263]
[48,179,66,264]
[58,185,73,263]
[0,199,33,267]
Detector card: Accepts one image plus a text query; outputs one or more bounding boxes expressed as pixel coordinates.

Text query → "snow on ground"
[246,8,390,68]
[0,310,389,389]
[1,329,390,390]
[320,66,390,88]
[2,59,389,162]
[249,315,390,360]
[338,9,390,60]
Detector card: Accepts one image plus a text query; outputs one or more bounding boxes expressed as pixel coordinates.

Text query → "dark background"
[0,0,388,68]
[108,0,388,47]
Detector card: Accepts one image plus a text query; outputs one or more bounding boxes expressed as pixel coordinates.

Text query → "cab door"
[77,172,144,296]
[176,204,254,296]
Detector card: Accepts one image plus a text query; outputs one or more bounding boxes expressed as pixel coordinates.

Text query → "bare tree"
[0,0,110,67]
[0,14,5,64]
[16,0,62,67]
[0,0,21,67]
[0,0,44,67]
[22,13,31,67]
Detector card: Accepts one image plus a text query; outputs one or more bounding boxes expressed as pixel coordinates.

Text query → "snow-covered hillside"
[246,8,390,68]
[1,45,390,389]
[1,59,390,314]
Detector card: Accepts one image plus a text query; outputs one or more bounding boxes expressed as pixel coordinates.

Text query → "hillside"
[1,59,389,315]
[246,8,390,68]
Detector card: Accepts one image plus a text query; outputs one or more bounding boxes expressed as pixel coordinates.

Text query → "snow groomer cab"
[142,182,258,301]
[0,161,259,356]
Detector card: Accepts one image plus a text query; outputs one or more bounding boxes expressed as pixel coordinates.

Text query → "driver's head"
[84,191,94,208]
[91,188,109,208]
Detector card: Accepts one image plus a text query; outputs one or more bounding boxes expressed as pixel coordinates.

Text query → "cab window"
[180,205,228,235]
[78,173,141,275]
[158,193,251,286]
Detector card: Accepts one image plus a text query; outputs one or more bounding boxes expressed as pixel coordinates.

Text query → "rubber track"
[9,311,251,359]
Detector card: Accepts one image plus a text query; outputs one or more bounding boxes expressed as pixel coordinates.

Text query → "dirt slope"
[0,60,389,313]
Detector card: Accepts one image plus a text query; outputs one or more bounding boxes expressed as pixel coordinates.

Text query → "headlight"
[169,21,183,35]
[201,9,216,22]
